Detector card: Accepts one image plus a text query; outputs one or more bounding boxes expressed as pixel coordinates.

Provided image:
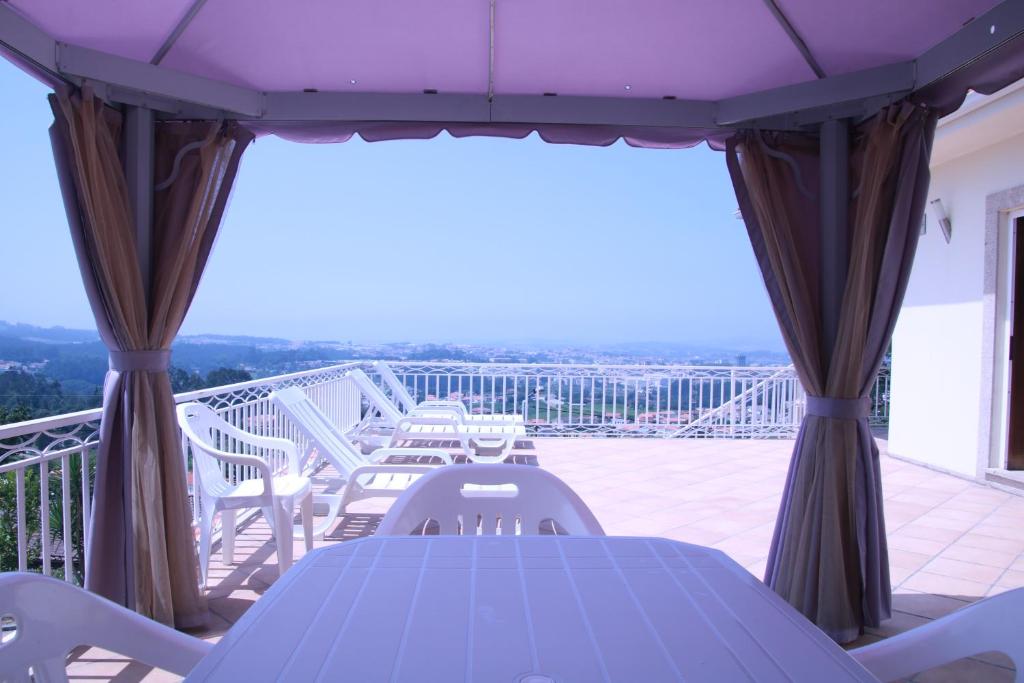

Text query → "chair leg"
[221,509,237,565]
[301,492,313,552]
[198,509,215,588]
[261,506,277,542]
[273,499,294,577]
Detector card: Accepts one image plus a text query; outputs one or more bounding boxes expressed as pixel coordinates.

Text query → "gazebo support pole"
[118,104,154,610]
[124,105,154,299]
[819,118,850,368]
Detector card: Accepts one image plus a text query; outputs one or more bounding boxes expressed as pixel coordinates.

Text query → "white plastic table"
[187,536,878,682]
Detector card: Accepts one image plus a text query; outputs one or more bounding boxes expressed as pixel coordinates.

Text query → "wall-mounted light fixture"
[929,198,953,243]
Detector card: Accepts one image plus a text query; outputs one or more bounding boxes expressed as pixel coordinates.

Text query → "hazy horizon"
[0,318,787,354]
[0,58,785,352]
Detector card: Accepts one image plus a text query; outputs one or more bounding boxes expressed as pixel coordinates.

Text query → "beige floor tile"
[937,543,1018,569]
[993,568,1024,588]
[889,547,933,571]
[887,533,949,556]
[920,557,1006,585]
[957,533,1024,554]
[895,523,964,544]
[900,571,991,600]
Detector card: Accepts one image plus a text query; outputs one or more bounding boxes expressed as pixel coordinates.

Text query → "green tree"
[169,366,204,393]
[204,367,253,388]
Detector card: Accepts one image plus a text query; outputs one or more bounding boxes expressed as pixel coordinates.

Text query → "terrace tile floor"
[68,437,1024,682]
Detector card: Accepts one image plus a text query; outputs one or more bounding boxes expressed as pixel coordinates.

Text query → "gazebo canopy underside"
[1,0,1023,146]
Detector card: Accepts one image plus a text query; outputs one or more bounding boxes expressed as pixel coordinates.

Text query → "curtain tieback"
[109,349,171,372]
[805,395,870,420]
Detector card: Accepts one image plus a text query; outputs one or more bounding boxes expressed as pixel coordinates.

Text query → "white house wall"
[889,91,1024,478]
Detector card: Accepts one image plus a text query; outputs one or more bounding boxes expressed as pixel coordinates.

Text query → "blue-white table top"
[187,535,877,682]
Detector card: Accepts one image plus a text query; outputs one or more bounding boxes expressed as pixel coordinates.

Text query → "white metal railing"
[671,366,805,438]
[0,359,891,582]
[868,365,891,427]
[0,362,365,583]
[379,361,891,437]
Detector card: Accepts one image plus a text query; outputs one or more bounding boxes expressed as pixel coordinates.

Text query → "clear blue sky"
[0,58,782,350]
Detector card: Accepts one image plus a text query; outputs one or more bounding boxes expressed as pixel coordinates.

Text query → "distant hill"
[179,333,293,347]
[0,321,98,344]
[0,321,352,390]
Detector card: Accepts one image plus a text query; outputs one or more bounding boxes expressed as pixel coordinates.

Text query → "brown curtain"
[49,88,252,627]
[726,102,935,642]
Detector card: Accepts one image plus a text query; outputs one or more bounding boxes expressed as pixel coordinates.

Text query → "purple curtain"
[50,88,252,626]
[726,103,936,642]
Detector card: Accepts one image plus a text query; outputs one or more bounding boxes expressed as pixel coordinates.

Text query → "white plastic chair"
[376,464,605,536]
[270,387,451,511]
[347,369,526,463]
[0,573,211,682]
[372,361,523,425]
[850,588,1024,682]
[177,402,313,585]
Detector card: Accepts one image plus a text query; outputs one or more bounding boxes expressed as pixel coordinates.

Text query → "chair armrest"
[221,434,301,475]
[98,599,213,676]
[199,447,273,478]
[254,435,301,475]
[195,417,303,476]
[370,447,453,465]
[192,446,274,496]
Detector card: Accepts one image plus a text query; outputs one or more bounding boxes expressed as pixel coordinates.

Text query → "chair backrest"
[176,402,240,499]
[851,587,1024,682]
[347,369,406,425]
[0,573,211,682]
[371,362,418,414]
[271,387,366,477]
[376,464,605,536]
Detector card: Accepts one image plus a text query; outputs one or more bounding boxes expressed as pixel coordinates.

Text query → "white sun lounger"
[371,361,524,425]
[271,387,453,514]
[347,369,527,463]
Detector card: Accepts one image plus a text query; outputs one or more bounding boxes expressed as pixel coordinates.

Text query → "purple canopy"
[3,0,1020,145]
[5,0,998,96]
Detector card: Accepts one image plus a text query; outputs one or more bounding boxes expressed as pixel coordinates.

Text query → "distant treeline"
[168,366,253,393]
[0,366,254,425]
[0,335,350,387]
[0,370,101,424]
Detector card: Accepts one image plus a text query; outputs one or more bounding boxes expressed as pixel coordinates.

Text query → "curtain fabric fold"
[726,102,936,642]
[49,88,252,627]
